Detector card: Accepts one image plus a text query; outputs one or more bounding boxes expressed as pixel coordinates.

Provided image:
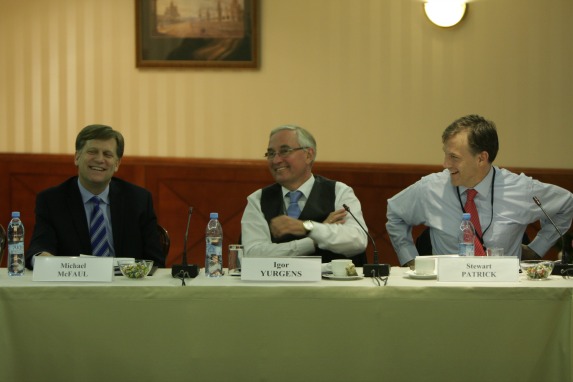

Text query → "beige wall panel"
[0,0,571,168]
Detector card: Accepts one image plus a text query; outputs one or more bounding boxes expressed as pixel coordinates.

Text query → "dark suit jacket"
[25,176,165,268]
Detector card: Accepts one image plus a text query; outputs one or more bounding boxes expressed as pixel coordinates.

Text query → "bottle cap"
[462,213,471,220]
[11,211,20,218]
[210,212,219,219]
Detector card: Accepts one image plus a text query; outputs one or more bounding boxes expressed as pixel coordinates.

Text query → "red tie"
[464,189,486,256]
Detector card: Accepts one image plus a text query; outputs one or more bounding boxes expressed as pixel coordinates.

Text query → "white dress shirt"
[241,175,368,258]
[386,166,573,265]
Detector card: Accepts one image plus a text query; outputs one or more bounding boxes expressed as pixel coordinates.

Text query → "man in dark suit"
[25,124,164,268]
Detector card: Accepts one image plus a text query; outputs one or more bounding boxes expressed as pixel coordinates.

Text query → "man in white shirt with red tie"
[386,114,573,268]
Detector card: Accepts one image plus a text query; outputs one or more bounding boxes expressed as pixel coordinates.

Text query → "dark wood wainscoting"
[1,153,571,268]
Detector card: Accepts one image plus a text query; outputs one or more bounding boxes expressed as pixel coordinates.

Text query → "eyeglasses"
[264,147,307,160]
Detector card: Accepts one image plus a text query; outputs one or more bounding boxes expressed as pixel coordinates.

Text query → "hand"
[323,208,347,224]
[521,244,541,260]
[38,252,54,256]
[270,216,307,238]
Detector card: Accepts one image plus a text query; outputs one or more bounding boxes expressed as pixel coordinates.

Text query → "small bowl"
[118,260,154,279]
[520,260,554,280]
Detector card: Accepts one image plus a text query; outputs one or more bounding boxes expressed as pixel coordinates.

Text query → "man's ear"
[478,150,489,164]
[114,158,121,173]
[305,147,315,163]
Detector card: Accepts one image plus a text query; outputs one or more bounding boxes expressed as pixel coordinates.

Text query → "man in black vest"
[241,125,368,265]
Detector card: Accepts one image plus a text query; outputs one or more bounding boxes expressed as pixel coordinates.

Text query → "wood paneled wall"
[1,153,572,267]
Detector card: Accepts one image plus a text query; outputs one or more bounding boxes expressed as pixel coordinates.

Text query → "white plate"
[405,270,437,280]
[322,273,363,280]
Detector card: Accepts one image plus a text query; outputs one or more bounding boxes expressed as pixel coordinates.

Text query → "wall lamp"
[424,0,467,28]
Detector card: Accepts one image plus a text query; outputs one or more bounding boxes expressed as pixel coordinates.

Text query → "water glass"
[486,247,504,256]
[228,244,243,276]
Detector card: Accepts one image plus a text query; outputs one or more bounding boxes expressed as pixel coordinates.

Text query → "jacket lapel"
[66,178,92,249]
[109,179,123,253]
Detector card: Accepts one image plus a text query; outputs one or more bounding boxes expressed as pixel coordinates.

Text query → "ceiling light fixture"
[424,0,467,28]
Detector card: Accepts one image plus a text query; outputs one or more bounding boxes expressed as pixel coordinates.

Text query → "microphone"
[343,204,390,277]
[532,196,571,274]
[171,207,199,279]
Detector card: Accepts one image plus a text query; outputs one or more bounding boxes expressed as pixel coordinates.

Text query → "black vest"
[260,176,366,266]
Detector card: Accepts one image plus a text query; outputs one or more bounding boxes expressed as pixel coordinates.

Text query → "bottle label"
[9,242,24,255]
[459,243,475,256]
[206,237,223,277]
[8,243,25,275]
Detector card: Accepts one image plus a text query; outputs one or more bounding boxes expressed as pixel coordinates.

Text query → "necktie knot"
[466,189,477,202]
[288,191,303,203]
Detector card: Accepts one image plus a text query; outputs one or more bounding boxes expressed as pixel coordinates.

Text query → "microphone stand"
[343,204,390,278]
[172,207,200,280]
[532,196,572,275]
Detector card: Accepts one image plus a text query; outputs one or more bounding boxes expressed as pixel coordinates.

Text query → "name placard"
[33,256,114,282]
[241,257,322,282]
[437,256,519,282]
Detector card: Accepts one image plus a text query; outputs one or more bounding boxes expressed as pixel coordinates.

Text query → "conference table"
[0,266,572,382]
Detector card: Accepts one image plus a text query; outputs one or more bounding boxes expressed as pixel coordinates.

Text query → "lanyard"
[455,167,496,248]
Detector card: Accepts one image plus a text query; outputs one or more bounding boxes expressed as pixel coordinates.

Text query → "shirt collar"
[281,175,315,199]
[77,178,111,205]
[459,166,495,197]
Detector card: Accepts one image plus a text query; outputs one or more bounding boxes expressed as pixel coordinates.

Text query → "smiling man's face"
[442,130,489,188]
[75,138,120,195]
[267,129,314,191]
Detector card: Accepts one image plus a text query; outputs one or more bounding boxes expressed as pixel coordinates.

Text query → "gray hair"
[270,125,317,162]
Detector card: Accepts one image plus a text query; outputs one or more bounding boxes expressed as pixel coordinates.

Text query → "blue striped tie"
[90,197,110,257]
[286,191,303,218]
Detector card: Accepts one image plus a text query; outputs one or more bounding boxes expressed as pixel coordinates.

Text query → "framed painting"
[136,0,258,68]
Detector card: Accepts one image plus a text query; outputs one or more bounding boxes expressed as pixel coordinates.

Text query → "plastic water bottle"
[7,211,25,276]
[205,212,223,277]
[458,213,475,256]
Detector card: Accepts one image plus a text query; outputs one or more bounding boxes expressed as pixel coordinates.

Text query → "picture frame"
[135,0,258,68]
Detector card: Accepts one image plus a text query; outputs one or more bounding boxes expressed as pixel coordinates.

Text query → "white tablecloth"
[0,267,571,382]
